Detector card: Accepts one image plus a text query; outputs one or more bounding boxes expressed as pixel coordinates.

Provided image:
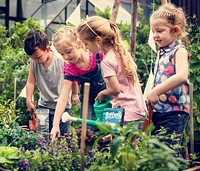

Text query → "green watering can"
[62,97,111,126]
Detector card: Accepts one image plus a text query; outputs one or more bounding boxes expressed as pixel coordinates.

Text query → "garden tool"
[93,97,112,122]
[142,104,153,132]
[62,112,102,126]
[62,111,121,128]
[62,97,114,126]
[29,109,37,131]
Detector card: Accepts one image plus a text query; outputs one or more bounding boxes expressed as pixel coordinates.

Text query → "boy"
[24,29,79,135]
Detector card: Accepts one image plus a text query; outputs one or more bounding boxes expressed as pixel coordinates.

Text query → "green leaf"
[197,54,200,60]
[197,116,200,123]
[190,62,200,70]
[196,33,200,39]
[110,136,125,157]
[167,162,178,171]
[0,157,12,164]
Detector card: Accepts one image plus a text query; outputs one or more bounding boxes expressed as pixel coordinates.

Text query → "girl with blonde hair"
[77,16,146,127]
[50,26,106,139]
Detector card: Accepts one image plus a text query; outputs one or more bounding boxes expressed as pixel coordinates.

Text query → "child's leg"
[80,102,96,131]
[152,111,189,145]
[123,117,145,130]
[49,108,70,136]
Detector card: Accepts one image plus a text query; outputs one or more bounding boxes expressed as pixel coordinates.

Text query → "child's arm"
[95,76,121,102]
[71,81,79,105]
[26,65,36,112]
[147,48,189,106]
[51,80,73,140]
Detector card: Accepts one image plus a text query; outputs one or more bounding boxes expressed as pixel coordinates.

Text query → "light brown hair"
[77,16,138,84]
[150,3,188,40]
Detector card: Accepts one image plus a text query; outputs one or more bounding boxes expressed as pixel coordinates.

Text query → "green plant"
[9,18,42,49]
[17,127,98,171]
[0,25,8,59]
[188,18,200,142]
[87,122,189,171]
[95,6,111,20]
[0,100,18,125]
[0,123,40,150]
[0,18,44,125]
[0,146,20,170]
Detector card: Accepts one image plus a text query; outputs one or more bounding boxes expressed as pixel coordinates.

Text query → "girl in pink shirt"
[77,16,146,128]
[50,26,106,139]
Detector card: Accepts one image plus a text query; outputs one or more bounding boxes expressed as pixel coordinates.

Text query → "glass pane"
[22,0,41,18]
[0,0,6,7]
[31,0,71,28]
[0,13,5,25]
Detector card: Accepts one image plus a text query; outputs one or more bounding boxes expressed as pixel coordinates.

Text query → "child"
[147,3,190,146]
[50,26,106,139]
[77,16,146,128]
[24,29,79,136]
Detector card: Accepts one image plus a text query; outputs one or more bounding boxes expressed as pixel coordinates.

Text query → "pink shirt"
[101,49,146,122]
[64,51,103,79]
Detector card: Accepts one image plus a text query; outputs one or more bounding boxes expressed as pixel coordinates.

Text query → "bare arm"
[26,65,36,112]
[71,81,80,105]
[147,48,189,105]
[51,80,72,139]
[95,76,121,102]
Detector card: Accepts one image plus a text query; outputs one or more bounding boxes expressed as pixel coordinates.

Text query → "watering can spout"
[62,112,100,126]
[62,112,77,122]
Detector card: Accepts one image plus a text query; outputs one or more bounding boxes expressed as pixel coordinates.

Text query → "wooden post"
[189,83,194,153]
[110,0,120,23]
[80,83,90,171]
[130,0,138,59]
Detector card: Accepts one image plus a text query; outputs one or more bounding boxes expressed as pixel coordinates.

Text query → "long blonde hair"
[77,16,138,84]
[150,3,188,40]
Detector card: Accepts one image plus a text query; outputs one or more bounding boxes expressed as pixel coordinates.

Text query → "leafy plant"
[87,122,189,171]
[187,18,200,142]
[0,18,44,126]
[0,100,18,125]
[17,127,98,171]
[0,123,40,150]
[0,146,20,170]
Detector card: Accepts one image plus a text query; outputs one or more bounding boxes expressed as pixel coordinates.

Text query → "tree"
[111,0,120,23]
[130,0,138,58]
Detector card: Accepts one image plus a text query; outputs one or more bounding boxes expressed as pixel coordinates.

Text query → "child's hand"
[147,89,159,107]
[26,101,36,113]
[71,94,79,106]
[95,91,107,103]
[50,125,60,142]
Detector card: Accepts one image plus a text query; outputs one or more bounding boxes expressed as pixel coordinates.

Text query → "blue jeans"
[80,102,97,131]
[123,117,145,130]
[151,111,189,146]
[37,105,70,136]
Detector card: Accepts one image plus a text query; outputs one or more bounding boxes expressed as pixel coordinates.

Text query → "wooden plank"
[80,83,90,171]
